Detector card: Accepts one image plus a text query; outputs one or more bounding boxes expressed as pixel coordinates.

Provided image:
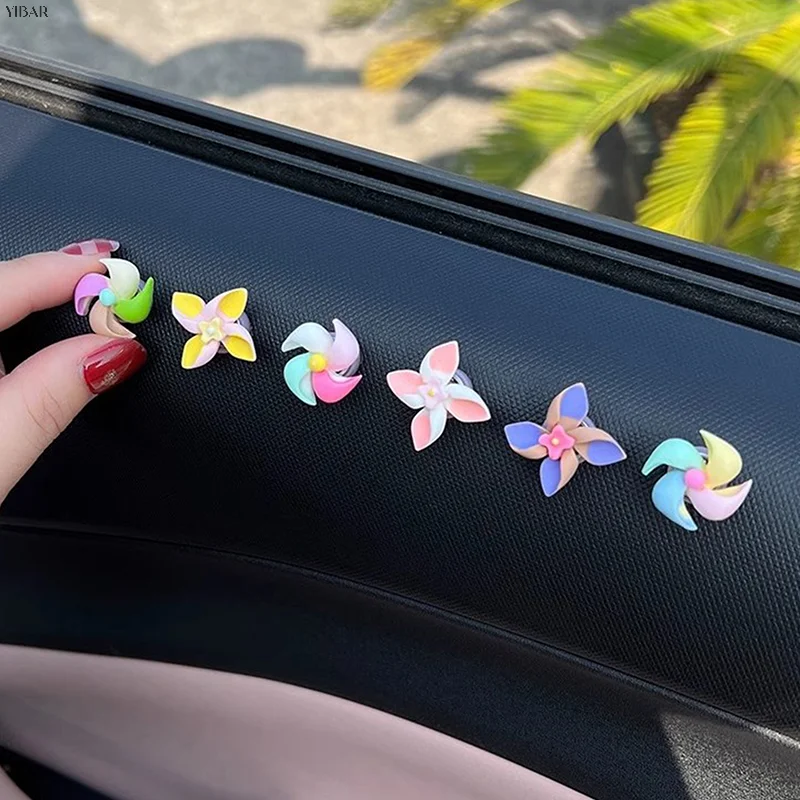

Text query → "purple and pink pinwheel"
[504,383,626,496]
[171,288,256,369]
[281,319,362,405]
[387,341,491,451]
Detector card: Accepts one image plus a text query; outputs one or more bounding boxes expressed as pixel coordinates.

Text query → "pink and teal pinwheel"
[73,258,154,339]
[504,383,626,497]
[281,319,362,405]
[171,288,256,369]
[642,431,752,532]
[386,341,491,451]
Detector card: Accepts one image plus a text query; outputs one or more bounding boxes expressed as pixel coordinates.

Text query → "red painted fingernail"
[82,340,147,395]
[60,239,120,256]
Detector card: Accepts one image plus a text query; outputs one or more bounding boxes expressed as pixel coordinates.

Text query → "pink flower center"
[684,468,706,491]
[538,424,575,460]
[418,380,447,409]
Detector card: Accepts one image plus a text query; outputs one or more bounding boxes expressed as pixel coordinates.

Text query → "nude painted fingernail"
[82,340,147,395]
[60,239,120,256]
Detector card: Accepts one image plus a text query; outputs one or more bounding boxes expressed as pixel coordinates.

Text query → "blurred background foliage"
[330,0,800,270]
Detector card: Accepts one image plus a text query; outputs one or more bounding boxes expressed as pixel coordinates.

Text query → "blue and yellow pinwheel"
[642,431,752,531]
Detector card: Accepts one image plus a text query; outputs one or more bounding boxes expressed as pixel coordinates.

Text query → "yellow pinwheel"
[171,288,256,369]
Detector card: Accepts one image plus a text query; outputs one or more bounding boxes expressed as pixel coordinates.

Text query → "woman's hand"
[0,242,147,505]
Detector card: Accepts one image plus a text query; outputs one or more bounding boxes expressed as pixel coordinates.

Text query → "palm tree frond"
[416,0,516,34]
[724,207,778,260]
[363,38,441,90]
[330,0,394,28]
[361,0,518,89]
[456,126,547,187]
[460,0,798,187]
[725,120,800,268]
[637,14,800,242]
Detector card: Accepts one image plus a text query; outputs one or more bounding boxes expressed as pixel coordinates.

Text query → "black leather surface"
[2,527,800,800]
[0,93,800,798]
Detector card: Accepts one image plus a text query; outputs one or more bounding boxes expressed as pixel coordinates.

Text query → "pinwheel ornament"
[504,383,626,497]
[642,431,752,531]
[171,288,256,369]
[387,341,491,451]
[73,259,155,338]
[281,319,362,405]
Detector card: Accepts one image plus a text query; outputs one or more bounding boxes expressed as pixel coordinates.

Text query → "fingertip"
[82,338,148,395]
[59,239,120,256]
[0,252,109,330]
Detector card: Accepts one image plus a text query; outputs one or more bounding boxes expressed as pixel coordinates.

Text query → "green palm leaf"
[362,0,518,90]
[458,0,798,187]
[329,0,393,28]
[725,120,800,267]
[637,14,800,242]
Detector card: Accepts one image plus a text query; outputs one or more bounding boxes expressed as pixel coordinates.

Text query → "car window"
[3,0,799,271]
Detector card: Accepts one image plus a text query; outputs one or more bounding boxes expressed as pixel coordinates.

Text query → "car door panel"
[0,50,798,800]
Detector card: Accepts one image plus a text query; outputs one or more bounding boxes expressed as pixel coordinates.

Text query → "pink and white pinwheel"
[171,288,256,369]
[387,341,491,451]
[281,318,362,405]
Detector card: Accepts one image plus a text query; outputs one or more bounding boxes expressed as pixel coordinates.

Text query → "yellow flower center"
[198,317,225,344]
[308,353,328,373]
[551,438,560,446]
[427,388,436,397]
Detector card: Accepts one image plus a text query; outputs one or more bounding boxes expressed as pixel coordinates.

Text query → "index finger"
[0,250,110,332]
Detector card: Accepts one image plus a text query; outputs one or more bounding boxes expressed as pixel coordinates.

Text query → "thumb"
[0,335,147,504]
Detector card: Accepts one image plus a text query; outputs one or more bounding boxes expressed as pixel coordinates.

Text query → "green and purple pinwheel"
[504,383,626,496]
[74,258,154,339]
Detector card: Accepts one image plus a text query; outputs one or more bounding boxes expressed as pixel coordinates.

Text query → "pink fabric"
[0,645,592,800]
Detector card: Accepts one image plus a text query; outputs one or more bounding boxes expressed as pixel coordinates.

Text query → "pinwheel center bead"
[308,353,328,373]
[99,288,117,307]
[198,317,225,344]
[538,424,575,460]
[684,468,706,490]
[419,381,446,409]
